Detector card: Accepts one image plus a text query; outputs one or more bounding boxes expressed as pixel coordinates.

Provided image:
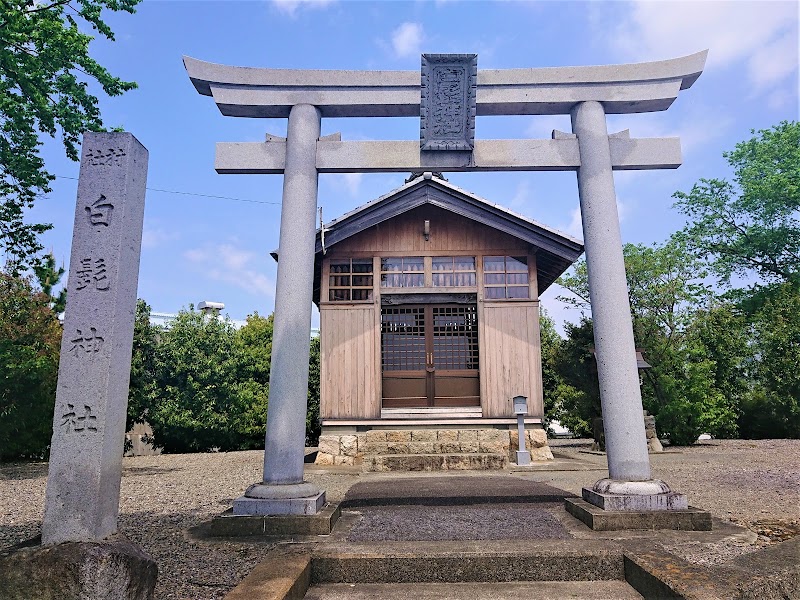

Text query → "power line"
[54,175,281,206]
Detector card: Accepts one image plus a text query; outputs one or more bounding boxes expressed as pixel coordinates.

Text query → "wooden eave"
[271,177,584,304]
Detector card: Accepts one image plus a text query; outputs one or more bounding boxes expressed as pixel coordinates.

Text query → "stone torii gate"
[185,51,707,516]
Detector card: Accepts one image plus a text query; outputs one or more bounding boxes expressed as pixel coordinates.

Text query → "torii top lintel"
[183,51,707,119]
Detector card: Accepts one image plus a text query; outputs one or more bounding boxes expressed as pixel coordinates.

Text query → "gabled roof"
[273,175,584,302]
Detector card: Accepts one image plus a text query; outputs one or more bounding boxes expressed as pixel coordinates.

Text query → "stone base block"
[565,498,712,531]
[233,491,326,516]
[210,503,340,537]
[0,536,157,600]
[364,453,508,472]
[516,450,531,466]
[582,487,688,511]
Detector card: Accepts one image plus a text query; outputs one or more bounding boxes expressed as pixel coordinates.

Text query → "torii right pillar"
[571,100,692,516]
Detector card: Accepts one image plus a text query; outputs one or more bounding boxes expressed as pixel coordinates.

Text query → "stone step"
[311,539,625,584]
[304,581,643,599]
[363,453,508,472]
[341,475,573,507]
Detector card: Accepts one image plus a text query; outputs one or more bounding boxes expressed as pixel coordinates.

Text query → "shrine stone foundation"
[316,426,554,471]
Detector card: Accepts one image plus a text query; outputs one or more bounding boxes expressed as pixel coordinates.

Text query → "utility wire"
[54,175,281,206]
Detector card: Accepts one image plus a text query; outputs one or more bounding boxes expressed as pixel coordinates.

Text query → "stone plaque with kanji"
[420,54,477,151]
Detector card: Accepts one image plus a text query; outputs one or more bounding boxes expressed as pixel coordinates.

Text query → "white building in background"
[148,302,319,337]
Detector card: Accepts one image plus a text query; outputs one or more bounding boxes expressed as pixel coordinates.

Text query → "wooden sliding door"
[381,304,479,408]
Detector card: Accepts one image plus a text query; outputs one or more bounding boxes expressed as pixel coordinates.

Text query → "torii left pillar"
[232,104,326,515]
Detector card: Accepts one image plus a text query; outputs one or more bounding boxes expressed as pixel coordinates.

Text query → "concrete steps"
[363,452,508,472]
[304,581,643,599]
[311,539,625,584]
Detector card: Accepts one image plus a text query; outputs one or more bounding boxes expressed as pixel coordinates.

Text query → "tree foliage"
[556,240,739,444]
[673,121,799,288]
[0,0,140,271]
[128,305,322,453]
[306,336,321,445]
[548,318,600,438]
[133,307,249,453]
[0,269,61,459]
[32,251,66,313]
[232,312,273,444]
[551,121,800,444]
[126,298,158,433]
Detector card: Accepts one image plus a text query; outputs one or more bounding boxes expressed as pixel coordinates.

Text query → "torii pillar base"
[232,482,325,516]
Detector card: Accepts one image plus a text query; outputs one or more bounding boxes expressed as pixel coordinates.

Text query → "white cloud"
[142,223,179,249]
[607,105,734,160]
[391,22,424,58]
[748,29,799,89]
[271,0,335,17]
[184,243,275,298]
[564,205,583,239]
[509,179,532,212]
[603,1,798,91]
[331,172,364,198]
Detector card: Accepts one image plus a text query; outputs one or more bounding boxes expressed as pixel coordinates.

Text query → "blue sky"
[28,0,799,333]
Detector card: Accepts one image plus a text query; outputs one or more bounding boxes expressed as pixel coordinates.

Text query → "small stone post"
[233,104,325,515]
[42,132,148,544]
[571,102,685,509]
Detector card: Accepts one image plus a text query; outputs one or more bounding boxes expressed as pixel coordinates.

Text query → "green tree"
[673,121,799,288]
[233,313,322,446]
[0,0,140,271]
[675,121,800,440]
[538,309,562,425]
[549,318,599,438]
[32,251,66,313]
[233,312,273,444]
[739,284,800,439]
[556,240,740,443]
[126,298,159,433]
[306,336,321,445]
[0,269,61,459]
[143,307,246,453]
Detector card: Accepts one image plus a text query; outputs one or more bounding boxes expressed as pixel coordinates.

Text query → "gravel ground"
[1,439,798,598]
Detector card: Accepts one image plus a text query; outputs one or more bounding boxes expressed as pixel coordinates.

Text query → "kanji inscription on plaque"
[420,54,477,151]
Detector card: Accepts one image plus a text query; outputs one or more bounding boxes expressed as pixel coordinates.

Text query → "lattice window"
[432,256,476,287]
[432,306,479,370]
[483,256,529,299]
[380,257,424,288]
[328,258,373,301]
[381,307,426,370]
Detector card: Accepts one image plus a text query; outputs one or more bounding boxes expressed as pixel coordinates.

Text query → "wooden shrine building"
[306,173,584,469]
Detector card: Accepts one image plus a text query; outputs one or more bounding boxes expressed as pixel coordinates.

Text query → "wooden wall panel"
[480,303,543,418]
[320,306,379,419]
[332,205,529,255]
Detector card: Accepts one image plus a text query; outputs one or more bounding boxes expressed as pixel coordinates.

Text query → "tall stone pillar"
[233,104,325,515]
[571,101,685,509]
[42,132,148,545]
